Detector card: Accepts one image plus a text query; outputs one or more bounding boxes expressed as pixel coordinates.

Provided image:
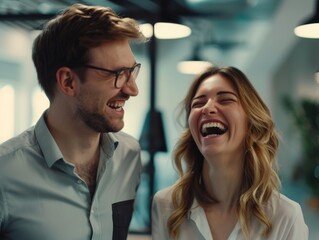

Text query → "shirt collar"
[188,198,241,240]
[100,132,119,158]
[34,112,120,168]
[34,112,63,168]
[188,198,213,240]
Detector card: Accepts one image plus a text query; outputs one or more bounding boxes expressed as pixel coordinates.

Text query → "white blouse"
[152,186,309,240]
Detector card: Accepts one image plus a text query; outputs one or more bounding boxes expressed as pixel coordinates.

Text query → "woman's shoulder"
[152,185,176,218]
[268,192,305,221]
[153,185,175,203]
[261,192,309,239]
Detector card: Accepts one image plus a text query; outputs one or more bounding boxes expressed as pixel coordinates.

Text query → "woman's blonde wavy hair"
[168,66,280,239]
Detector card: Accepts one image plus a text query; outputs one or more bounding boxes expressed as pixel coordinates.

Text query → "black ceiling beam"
[0,8,230,23]
[107,0,159,13]
[0,13,56,21]
[119,8,227,21]
[106,0,213,21]
[0,13,56,30]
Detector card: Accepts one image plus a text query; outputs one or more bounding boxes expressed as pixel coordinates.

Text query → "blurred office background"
[0,0,319,239]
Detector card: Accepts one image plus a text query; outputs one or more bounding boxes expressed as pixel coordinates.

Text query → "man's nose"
[122,79,139,96]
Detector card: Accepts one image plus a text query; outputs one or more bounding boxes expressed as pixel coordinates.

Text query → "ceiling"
[0,0,280,36]
[0,0,315,94]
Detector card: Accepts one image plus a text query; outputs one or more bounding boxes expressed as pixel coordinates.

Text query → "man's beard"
[75,105,123,133]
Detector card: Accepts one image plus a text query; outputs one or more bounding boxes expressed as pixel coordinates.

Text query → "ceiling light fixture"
[140,22,191,39]
[294,0,319,38]
[139,0,191,40]
[177,45,213,75]
[154,22,191,39]
[177,59,212,75]
[139,23,153,38]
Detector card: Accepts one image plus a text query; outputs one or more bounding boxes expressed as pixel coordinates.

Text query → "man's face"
[74,39,139,133]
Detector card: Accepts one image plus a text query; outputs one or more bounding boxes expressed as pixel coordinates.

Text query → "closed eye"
[217,92,238,103]
[191,101,205,108]
[219,98,237,104]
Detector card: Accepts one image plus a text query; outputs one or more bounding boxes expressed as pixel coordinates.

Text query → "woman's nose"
[202,101,217,115]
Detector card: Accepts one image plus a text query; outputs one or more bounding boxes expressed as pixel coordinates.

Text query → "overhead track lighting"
[294,0,319,38]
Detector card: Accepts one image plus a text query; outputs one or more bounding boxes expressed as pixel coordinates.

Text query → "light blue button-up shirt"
[0,113,142,240]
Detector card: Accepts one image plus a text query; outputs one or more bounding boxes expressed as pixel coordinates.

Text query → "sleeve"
[151,191,171,240]
[285,204,309,240]
[0,187,7,233]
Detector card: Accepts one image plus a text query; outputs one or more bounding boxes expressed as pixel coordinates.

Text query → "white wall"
[0,25,40,140]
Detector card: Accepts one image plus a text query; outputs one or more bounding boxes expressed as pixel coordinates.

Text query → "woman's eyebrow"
[192,91,238,102]
[217,91,238,97]
[192,95,206,101]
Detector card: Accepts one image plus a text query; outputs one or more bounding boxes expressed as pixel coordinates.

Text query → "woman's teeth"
[201,122,228,137]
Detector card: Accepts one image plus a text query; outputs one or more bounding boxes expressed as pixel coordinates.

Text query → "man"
[0,4,146,240]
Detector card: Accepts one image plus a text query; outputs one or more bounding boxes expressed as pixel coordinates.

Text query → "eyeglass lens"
[115,64,141,88]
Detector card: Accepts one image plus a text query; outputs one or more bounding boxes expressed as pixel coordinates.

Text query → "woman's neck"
[201,156,244,210]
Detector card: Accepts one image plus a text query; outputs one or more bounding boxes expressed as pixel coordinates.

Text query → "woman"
[152,66,308,240]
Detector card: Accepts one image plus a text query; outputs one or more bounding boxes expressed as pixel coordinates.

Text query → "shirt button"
[77,180,81,184]
[91,209,94,214]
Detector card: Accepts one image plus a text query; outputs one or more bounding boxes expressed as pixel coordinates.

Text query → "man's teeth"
[108,102,124,111]
[201,122,227,137]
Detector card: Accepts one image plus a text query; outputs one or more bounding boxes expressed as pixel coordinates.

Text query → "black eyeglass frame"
[81,63,141,88]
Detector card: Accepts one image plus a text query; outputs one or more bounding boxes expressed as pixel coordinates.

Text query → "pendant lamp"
[140,21,191,39]
[294,0,319,38]
[177,44,213,75]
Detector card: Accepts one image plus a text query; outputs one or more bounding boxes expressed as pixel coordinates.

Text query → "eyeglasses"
[82,63,141,88]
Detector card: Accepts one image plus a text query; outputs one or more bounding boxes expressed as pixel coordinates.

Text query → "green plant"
[282,96,319,196]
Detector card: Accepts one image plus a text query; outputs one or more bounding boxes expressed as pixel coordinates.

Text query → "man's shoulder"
[0,127,36,159]
[0,127,39,184]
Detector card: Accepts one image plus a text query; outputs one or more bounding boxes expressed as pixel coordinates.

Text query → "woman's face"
[188,74,248,160]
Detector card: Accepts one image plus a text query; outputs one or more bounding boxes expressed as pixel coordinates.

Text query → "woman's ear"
[56,67,77,96]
